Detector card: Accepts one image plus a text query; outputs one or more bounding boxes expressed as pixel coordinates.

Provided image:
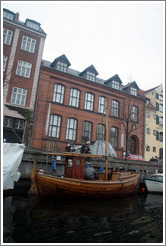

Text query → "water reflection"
[3,194,163,243]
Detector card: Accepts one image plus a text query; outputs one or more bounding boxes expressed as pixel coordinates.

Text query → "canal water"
[3,191,163,244]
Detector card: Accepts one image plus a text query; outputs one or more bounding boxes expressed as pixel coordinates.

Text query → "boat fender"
[37,169,44,174]
[100,166,104,173]
[52,159,56,171]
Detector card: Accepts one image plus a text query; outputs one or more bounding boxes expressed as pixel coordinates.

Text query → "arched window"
[97,124,105,140]
[82,121,92,142]
[128,136,137,154]
[110,127,118,148]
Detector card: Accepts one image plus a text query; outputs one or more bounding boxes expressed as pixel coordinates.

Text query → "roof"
[79,65,99,76]
[122,81,140,90]
[51,54,71,67]
[3,106,25,119]
[104,74,123,84]
[144,85,161,94]
[3,8,46,35]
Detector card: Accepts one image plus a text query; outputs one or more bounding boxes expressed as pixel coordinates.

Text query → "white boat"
[3,143,25,190]
[144,173,163,193]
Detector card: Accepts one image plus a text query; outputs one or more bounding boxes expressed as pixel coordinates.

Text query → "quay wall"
[19,148,163,181]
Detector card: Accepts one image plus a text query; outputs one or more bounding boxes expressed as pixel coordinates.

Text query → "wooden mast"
[105,98,108,181]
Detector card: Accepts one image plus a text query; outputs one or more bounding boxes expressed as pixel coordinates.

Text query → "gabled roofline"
[79,65,99,76]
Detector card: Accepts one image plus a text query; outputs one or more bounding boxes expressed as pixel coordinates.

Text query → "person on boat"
[80,141,91,162]
[80,141,91,154]
[65,143,71,152]
[85,163,97,180]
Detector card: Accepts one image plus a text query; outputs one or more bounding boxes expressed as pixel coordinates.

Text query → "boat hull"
[145,179,163,193]
[30,168,140,198]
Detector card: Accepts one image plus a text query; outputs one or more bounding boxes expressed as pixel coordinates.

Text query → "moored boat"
[29,152,140,198]
[144,173,163,193]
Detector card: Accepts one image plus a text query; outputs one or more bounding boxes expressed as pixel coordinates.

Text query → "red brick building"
[3,8,46,144]
[31,55,145,157]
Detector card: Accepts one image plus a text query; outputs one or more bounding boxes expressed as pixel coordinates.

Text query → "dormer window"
[112,80,120,90]
[3,9,14,21]
[87,71,95,82]
[130,87,137,96]
[26,21,39,30]
[56,61,67,72]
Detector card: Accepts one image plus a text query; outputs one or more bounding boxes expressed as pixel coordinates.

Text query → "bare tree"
[121,94,145,159]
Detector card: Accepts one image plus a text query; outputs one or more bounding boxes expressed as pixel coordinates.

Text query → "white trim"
[3,28,20,105]
[29,37,45,109]
[46,103,51,135]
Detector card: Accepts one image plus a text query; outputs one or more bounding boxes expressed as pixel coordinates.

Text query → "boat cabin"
[65,156,85,179]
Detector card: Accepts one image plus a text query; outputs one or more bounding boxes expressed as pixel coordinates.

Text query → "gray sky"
[2,1,165,91]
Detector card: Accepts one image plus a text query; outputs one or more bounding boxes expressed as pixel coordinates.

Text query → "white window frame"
[159,104,163,113]
[3,28,13,45]
[131,106,138,122]
[69,88,80,107]
[14,119,25,130]
[21,36,36,53]
[11,87,27,106]
[16,60,32,78]
[3,10,14,20]
[112,80,120,90]
[26,21,39,30]
[87,71,95,82]
[111,100,119,117]
[84,93,94,111]
[82,121,92,142]
[130,87,137,96]
[159,117,163,126]
[66,118,77,141]
[97,124,105,140]
[53,84,65,104]
[110,127,118,148]
[3,55,8,71]
[48,115,61,138]
[56,61,67,72]
[98,96,106,114]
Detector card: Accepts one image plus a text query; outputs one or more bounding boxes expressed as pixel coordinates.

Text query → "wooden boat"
[144,173,163,193]
[29,152,140,198]
[29,99,140,198]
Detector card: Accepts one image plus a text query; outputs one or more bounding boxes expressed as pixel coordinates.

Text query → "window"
[159,95,163,101]
[130,87,137,96]
[153,130,157,136]
[110,127,118,148]
[3,28,13,45]
[147,112,150,118]
[84,93,94,111]
[131,106,138,122]
[97,124,105,140]
[111,100,119,117]
[56,61,67,72]
[153,147,156,152]
[159,132,163,142]
[21,36,36,53]
[147,128,151,134]
[4,117,25,130]
[153,114,156,120]
[82,121,92,142]
[3,55,8,71]
[159,104,163,113]
[16,60,32,78]
[26,21,39,30]
[98,96,106,114]
[3,10,14,20]
[66,118,77,140]
[14,119,25,130]
[53,84,65,104]
[69,88,80,108]
[146,146,150,151]
[112,80,120,90]
[4,117,13,128]
[159,117,163,126]
[86,71,95,82]
[11,87,27,106]
[48,115,61,138]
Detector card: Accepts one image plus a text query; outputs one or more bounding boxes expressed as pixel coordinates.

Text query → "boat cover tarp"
[3,143,25,190]
[90,140,117,157]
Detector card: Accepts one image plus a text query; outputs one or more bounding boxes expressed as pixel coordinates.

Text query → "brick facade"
[32,64,145,158]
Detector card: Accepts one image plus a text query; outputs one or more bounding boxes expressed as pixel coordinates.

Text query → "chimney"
[15,12,19,21]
